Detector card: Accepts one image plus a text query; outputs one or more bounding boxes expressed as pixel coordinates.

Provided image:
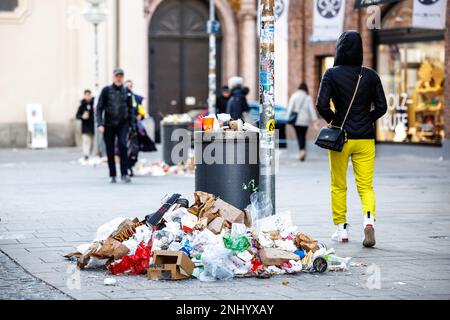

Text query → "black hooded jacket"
[226,86,249,120]
[316,31,387,139]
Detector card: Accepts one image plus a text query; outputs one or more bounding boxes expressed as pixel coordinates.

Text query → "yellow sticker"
[266,119,276,132]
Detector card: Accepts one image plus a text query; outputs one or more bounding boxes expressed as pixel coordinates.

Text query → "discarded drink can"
[313,256,328,273]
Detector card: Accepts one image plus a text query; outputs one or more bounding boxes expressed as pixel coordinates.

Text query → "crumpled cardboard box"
[147,251,195,280]
[294,233,318,253]
[212,199,245,225]
[207,216,224,235]
[259,248,300,266]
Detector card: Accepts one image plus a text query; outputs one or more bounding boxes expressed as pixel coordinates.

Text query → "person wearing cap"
[96,68,133,183]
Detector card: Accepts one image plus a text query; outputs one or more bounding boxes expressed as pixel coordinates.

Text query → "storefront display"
[375,0,445,145]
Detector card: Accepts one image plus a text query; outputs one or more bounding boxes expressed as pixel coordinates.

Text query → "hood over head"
[334,31,363,67]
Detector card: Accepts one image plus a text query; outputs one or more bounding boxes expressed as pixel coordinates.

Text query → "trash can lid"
[194,131,259,142]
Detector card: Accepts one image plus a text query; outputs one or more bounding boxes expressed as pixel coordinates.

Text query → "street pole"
[259,0,276,216]
[207,0,218,115]
[83,0,108,158]
[94,23,100,91]
[93,23,103,157]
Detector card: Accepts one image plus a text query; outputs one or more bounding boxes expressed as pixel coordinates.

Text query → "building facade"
[288,0,450,157]
[0,0,449,158]
[0,0,261,147]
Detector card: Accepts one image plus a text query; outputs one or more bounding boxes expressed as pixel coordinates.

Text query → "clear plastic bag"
[199,245,234,282]
[246,192,274,226]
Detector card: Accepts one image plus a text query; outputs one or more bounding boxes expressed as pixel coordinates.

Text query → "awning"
[354,0,402,9]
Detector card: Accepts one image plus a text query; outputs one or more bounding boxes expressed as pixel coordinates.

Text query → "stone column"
[238,0,258,101]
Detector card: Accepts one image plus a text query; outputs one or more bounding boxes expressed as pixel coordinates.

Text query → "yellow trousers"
[329,139,376,225]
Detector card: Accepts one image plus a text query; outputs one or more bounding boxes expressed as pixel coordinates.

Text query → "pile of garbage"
[133,158,195,177]
[202,113,260,133]
[65,192,351,281]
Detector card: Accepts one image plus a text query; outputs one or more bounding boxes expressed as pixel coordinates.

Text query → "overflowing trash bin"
[65,191,353,282]
[194,131,259,210]
[161,114,192,166]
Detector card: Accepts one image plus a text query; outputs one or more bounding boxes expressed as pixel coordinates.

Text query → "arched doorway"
[149,0,222,131]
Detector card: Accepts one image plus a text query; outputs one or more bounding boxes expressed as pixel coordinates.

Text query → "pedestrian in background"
[76,89,95,161]
[287,82,319,162]
[316,31,387,247]
[216,85,230,114]
[96,68,133,184]
[226,76,249,120]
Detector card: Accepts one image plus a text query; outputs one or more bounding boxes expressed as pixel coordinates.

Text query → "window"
[0,0,18,12]
[377,41,445,145]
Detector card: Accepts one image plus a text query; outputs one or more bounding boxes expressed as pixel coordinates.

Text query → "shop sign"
[412,0,447,29]
[312,0,346,42]
[378,92,412,142]
[354,0,401,9]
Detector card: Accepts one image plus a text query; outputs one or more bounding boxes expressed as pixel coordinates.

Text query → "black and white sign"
[313,0,345,41]
[413,0,447,29]
[354,0,400,9]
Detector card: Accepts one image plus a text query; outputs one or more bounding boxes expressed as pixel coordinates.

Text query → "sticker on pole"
[266,119,276,133]
[260,132,275,149]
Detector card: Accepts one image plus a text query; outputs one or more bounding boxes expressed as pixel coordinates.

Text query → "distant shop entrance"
[148,0,222,138]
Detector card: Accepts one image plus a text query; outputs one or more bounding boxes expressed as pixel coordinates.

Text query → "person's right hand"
[98,126,105,134]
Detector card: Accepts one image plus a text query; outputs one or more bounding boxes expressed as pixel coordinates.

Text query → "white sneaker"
[363,212,375,228]
[363,212,376,248]
[331,223,349,243]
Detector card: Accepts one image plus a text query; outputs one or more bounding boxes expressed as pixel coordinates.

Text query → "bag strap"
[330,68,363,130]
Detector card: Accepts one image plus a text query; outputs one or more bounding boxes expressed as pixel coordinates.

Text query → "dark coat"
[216,94,229,114]
[226,86,249,120]
[76,98,95,134]
[316,31,387,139]
[96,84,132,127]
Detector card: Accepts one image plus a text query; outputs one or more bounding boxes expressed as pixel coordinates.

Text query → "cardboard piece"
[213,199,245,224]
[147,251,195,281]
[94,238,129,260]
[259,248,300,266]
[294,233,319,253]
[110,218,144,243]
[181,213,198,233]
[207,217,224,235]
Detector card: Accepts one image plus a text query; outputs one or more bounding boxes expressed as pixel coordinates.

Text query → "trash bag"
[246,192,273,226]
[223,234,250,253]
[108,240,151,276]
[199,245,234,282]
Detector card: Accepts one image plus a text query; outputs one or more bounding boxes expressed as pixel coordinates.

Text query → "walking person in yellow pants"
[316,31,387,247]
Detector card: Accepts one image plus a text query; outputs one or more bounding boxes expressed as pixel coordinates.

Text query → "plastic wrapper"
[231,223,247,237]
[199,245,235,282]
[255,211,296,235]
[108,240,151,276]
[179,238,193,256]
[93,217,128,242]
[274,239,297,252]
[246,192,273,225]
[223,234,250,253]
[191,229,220,257]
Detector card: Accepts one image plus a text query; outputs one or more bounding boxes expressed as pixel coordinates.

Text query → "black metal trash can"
[194,131,260,210]
[161,122,190,166]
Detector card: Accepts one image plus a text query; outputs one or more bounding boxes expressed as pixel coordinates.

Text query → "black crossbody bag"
[315,70,363,152]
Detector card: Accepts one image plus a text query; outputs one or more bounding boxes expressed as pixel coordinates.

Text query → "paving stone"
[0,147,449,300]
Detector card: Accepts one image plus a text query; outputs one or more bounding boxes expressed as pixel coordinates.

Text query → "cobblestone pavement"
[0,250,71,300]
[0,146,449,300]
